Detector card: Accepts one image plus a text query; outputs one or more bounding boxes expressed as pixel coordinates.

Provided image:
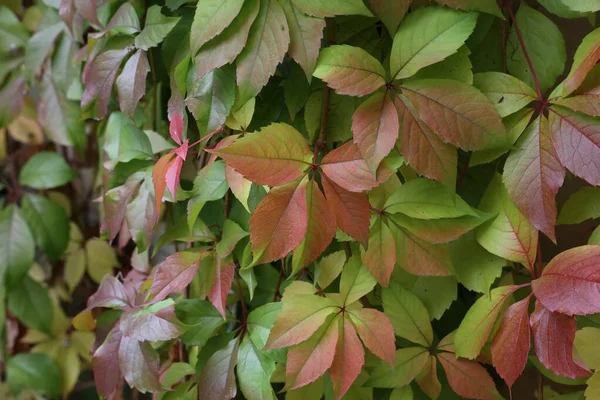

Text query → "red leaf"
[250,178,308,264]
[118,336,161,393]
[292,180,336,271]
[152,152,176,220]
[286,316,339,390]
[361,216,396,286]
[503,115,565,242]
[165,155,183,201]
[531,245,600,315]
[529,301,591,379]
[87,275,131,310]
[563,28,600,95]
[150,251,202,303]
[438,352,498,400]
[349,308,396,366]
[330,315,365,400]
[169,111,184,145]
[549,105,600,186]
[322,176,370,247]
[491,295,532,388]
[208,256,235,319]
[92,328,123,397]
[320,141,378,192]
[395,93,457,187]
[352,92,399,172]
[416,356,442,400]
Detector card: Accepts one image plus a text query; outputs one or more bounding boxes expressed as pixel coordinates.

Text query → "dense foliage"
[2,0,600,398]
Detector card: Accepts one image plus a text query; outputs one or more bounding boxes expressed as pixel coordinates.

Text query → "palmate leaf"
[190,0,245,55]
[473,72,537,117]
[150,251,202,303]
[382,282,433,347]
[438,352,499,400]
[360,215,396,286]
[330,314,365,400]
[119,300,182,342]
[562,27,600,96]
[319,141,380,192]
[347,308,396,367]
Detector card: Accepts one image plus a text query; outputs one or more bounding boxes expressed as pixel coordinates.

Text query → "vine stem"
[503,0,544,102]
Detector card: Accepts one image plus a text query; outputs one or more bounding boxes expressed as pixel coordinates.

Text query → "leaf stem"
[235,276,248,324]
[503,0,544,102]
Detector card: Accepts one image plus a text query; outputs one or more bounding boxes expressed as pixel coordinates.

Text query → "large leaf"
[291,0,373,18]
[455,285,519,359]
[197,337,239,400]
[549,105,600,186]
[150,251,202,303]
[313,45,387,97]
[361,216,396,286]
[438,352,498,400]
[8,276,54,334]
[24,23,64,82]
[476,173,538,270]
[366,347,429,388]
[348,308,396,366]
[18,151,76,189]
[390,7,477,79]
[118,336,161,393]
[0,205,34,285]
[237,337,277,400]
[382,282,433,347]
[249,178,308,264]
[116,49,150,116]
[208,123,312,186]
[330,314,365,400]
[320,141,379,192]
[400,79,507,151]
[190,0,244,55]
[352,91,399,172]
[21,193,69,261]
[473,72,537,117]
[368,0,410,35]
[562,27,600,96]
[503,115,565,242]
[530,301,591,379]
[491,295,531,388]
[236,0,290,104]
[506,3,566,94]
[135,5,180,50]
[532,245,600,316]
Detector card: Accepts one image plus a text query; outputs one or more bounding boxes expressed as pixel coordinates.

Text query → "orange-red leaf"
[330,315,365,400]
[208,256,235,319]
[438,352,498,400]
[416,356,442,400]
[249,178,308,264]
[320,141,379,192]
[322,176,370,247]
[361,216,396,286]
[349,308,396,366]
[152,153,175,220]
[563,28,600,96]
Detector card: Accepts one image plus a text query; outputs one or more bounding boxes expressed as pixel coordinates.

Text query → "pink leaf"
[349,308,396,366]
[92,328,123,397]
[119,303,182,342]
[169,111,184,145]
[152,152,176,221]
[208,256,235,319]
[150,251,202,303]
[438,352,498,400]
[330,315,365,400]
[320,141,379,192]
[118,336,161,393]
[87,275,131,310]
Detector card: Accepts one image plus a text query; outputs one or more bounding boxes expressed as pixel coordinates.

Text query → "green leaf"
[237,337,277,400]
[21,193,69,261]
[436,0,504,17]
[8,276,54,334]
[560,0,600,12]
[284,61,311,120]
[135,5,181,50]
[368,0,410,36]
[104,112,153,168]
[216,219,248,258]
[455,285,518,359]
[366,347,429,388]
[315,250,345,290]
[18,151,76,189]
[190,0,244,55]
[390,7,477,79]
[291,0,373,18]
[247,302,282,351]
[0,205,34,285]
[473,72,537,117]
[562,27,600,96]
[558,187,600,224]
[0,74,24,128]
[382,282,433,346]
[506,3,566,94]
[7,353,60,398]
[192,160,230,202]
[24,23,63,82]
[340,253,377,305]
[538,0,590,18]
[176,299,227,347]
[411,45,474,84]
[574,327,600,370]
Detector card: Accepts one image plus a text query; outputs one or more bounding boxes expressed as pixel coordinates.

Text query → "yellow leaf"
[64,248,86,293]
[21,329,50,344]
[7,115,44,145]
[71,331,94,362]
[85,238,119,283]
[55,345,80,396]
[72,310,96,332]
[48,192,72,217]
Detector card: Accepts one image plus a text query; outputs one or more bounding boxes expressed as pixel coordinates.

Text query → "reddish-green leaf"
[491,295,532,388]
[190,0,245,55]
[322,176,370,247]
[150,251,201,303]
[552,65,600,117]
[549,105,600,186]
[352,92,399,172]
[366,347,429,388]
[197,337,239,400]
[416,356,442,400]
[208,123,312,186]
[119,301,182,342]
[361,216,396,286]
[152,152,176,220]
[92,328,123,397]
[401,79,507,151]
[249,178,308,264]
[348,308,396,366]
[563,27,600,96]
[438,352,498,400]
[116,50,150,116]
[330,315,365,400]
[208,256,235,319]
[320,141,379,192]
[473,72,537,117]
[530,301,591,379]
[368,0,410,35]
[313,45,387,97]
[119,336,161,393]
[503,115,565,242]
[390,212,491,244]
[532,245,600,316]
[382,282,433,347]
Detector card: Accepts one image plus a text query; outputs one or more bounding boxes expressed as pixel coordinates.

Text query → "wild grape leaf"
[368,0,410,35]
[190,0,245,55]
[120,300,182,342]
[438,352,498,400]
[549,105,600,186]
[92,328,123,397]
[503,115,565,242]
[81,47,131,119]
[236,0,290,104]
[0,205,34,285]
[194,0,259,79]
[319,141,379,192]
[532,245,600,316]
[491,295,532,388]
[21,193,69,261]
[266,294,337,349]
[116,50,150,116]
[352,91,399,172]
[285,315,339,390]
[150,251,202,303]
[87,275,131,310]
[382,282,433,347]
[530,301,591,379]
[553,65,600,116]
[476,173,538,271]
[176,299,226,347]
[339,253,377,306]
[360,216,396,286]
[390,7,478,80]
[412,45,474,84]
[366,347,429,388]
[558,187,600,224]
[291,0,373,18]
[105,3,140,35]
[392,270,458,320]
[119,336,161,393]
[197,337,239,400]
[237,337,277,400]
[103,112,153,168]
[330,314,364,400]
[400,79,507,151]
[207,256,235,318]
[348,308,396,366]
[473,72,537,117]
[395,93,457,188]
[562,27,600,96]
[435,0,503,17]
[135,5,180,50]
[506,3,566,94]
[416,356,442,400]
[292,180,336,273]
[249,178,308,264]
[208,123,312,186]
[390,212,491,244]
[24,23,64,82]
[313,45,387,97]
[455,285,520,359]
